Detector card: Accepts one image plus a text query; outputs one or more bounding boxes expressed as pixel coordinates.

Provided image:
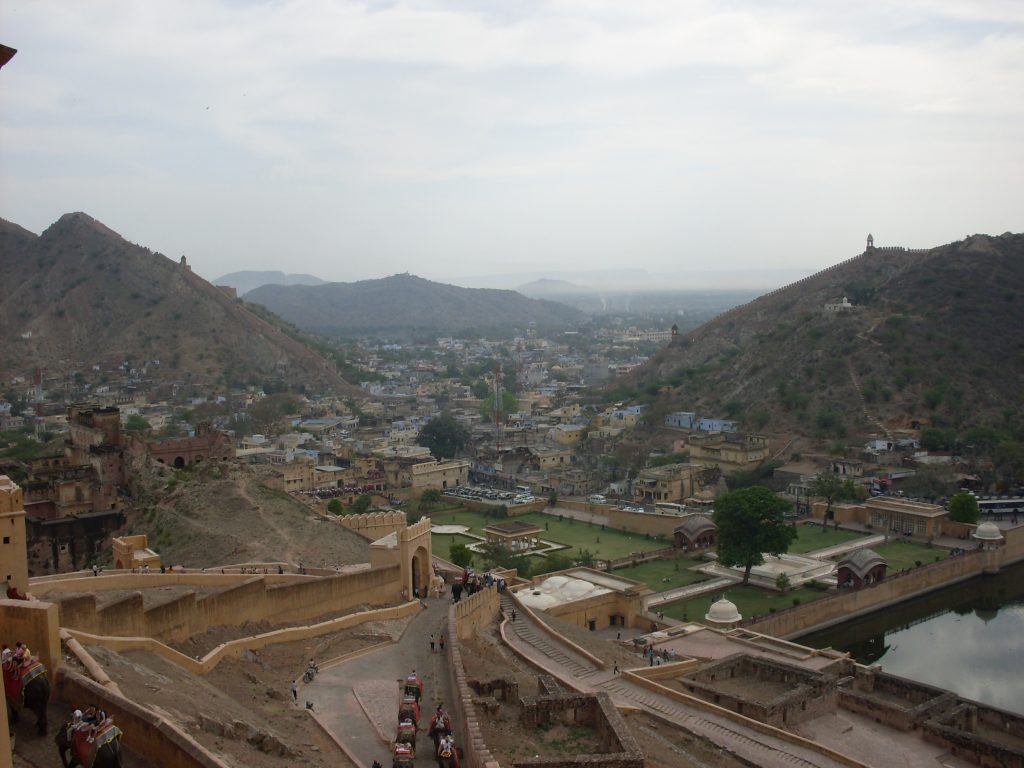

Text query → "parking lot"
[443,485,537,505]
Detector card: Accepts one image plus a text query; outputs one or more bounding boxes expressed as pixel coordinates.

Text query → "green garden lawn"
[788,523,866,554]
[428,509,670,562]
[872,540,947,571]
[662,584,829,623]
[431,533,481,563]
[612,558,710,591]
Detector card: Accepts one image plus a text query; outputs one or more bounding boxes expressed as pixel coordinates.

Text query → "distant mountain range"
[516,278,595,297]
[214,270,327,296]
[0,213,353,392]
[245,273,585,334]
[621,233,1024,437]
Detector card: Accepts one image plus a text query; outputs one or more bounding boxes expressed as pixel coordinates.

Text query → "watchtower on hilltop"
[866,234,874,251]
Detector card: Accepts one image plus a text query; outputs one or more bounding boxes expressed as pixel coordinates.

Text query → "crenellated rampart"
[337,510,407,540]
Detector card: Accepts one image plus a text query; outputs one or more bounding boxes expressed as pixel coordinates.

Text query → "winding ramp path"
[499,595,857,768]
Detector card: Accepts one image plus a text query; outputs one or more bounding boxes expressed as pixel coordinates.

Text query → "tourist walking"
[290,680,298,702]
[430,634,435,652]
[439,634,445,652]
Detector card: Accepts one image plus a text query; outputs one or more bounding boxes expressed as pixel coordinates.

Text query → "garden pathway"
[642,576,738,610]
[807,534,886,561]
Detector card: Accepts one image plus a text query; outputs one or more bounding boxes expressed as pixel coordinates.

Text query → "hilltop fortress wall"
[702,243,933,330]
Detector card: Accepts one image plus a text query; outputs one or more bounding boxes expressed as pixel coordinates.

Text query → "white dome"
[705,597,742,625]
[973,522,1003,542]
[542,576,569,592]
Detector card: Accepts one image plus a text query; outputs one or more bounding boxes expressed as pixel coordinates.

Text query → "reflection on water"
[799,560,1024,715]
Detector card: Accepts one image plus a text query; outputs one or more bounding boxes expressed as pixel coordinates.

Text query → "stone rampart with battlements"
[337,510,407,540]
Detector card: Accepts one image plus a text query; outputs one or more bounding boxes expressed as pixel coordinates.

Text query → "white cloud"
[1,0,1022,282]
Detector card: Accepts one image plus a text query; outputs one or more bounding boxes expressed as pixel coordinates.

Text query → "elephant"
[56,719,123,768]
[3,659,50,737]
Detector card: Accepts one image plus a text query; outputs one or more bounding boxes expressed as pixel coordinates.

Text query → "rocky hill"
[214,269,327,296]
[245,273,585,334]
[0,213,353,392]
[620,233,1024,439]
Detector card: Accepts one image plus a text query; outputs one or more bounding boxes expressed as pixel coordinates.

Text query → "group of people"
[451,567,506,603]
[65,705,111,744]
[1,641,33,669]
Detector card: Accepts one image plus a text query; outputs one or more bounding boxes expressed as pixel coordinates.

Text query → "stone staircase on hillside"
[847,360,892,440]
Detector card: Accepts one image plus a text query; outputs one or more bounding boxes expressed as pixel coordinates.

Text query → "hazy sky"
[1,1,1021,288]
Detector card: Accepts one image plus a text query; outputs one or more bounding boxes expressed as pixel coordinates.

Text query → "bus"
[654,502,687,515]
[976,496,1023,516]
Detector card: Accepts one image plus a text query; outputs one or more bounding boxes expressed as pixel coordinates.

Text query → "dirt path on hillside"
[234,478,306,565]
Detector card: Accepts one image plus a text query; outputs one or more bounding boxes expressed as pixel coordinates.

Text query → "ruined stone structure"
[518,679,643,768]
[132,421,235,468]
[21,405,129,572]
[678,653,840,727]
[111,534,162,570]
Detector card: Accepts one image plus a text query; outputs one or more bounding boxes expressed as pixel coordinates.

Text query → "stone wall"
[0,598,62,680]
[840,670,956,732]
[447,593,501,768]
[607,507,685,537]
[678,654,838,727]
[63,601,419,676]
[54,666,230,768]
[515,689,643,768]
[454,584,501,640]
[337,510,407,540]
[924,703,1024,768]
[51,566,403,641]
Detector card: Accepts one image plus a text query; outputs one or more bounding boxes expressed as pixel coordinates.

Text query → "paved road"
[307,597,452,768]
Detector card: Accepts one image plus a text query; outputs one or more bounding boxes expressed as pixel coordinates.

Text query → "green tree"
[352,494,372,514]
[776,572,791,593]
[327,498,343,515]
[547,491,558,507]
[477,541,531,576]
[470,380,490,400]
[124,414,151,432]
[901,464,955,501]
[994,440,1024,490]
[948,492,979,524]
[416,413,470,459]
[810,473,859,530]
[714,486,796,585]
[418,488,442,512]
[449,543,473,568]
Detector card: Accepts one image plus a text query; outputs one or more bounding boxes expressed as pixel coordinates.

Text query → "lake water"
[799,560,1024,715]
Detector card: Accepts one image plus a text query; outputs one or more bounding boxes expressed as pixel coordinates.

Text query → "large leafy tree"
[810,473,859,529]
[948,492,980,524]
[714,486,796,585]
[416,413,470,459]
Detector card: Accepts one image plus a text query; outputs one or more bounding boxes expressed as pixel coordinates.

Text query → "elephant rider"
[438,734,456,759]
[14,641,32,666]
[1,647,11,667]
